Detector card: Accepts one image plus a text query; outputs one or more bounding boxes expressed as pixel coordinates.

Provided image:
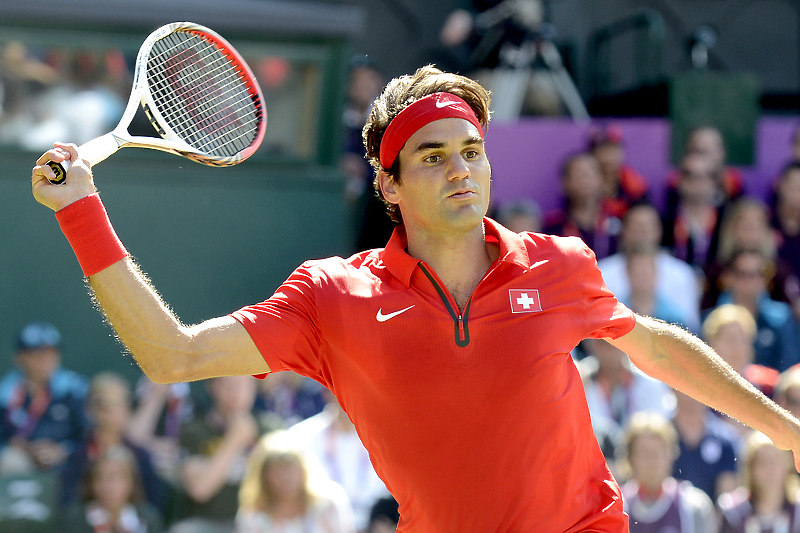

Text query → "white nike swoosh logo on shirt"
[376,305,415,322]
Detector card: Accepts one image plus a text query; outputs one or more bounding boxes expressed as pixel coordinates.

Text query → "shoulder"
[49,368,89,399]
[0,370,23,406]
[758,297,795,326]
[523,232,596,262]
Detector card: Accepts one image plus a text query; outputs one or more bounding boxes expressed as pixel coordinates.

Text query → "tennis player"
[31,65,800,532]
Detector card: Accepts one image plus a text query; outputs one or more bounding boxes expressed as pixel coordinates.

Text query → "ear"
[378,170,400,205]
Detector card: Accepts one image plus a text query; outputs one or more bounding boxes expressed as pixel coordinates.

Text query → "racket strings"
[147,31,262,157]
[150,34,258,150]
[150,35,257,153]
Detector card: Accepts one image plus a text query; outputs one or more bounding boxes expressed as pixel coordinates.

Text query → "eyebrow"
[411,135,485,154]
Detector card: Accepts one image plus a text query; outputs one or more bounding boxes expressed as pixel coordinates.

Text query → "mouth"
[447,188,477,199]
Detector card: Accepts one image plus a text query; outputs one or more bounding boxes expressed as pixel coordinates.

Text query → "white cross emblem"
[516,293,536,309]
[509,288,542,313]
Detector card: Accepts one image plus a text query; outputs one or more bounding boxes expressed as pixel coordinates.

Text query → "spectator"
[579,338,675,464]
[288,389,389,532]
[598,203,702,333]
[621,411,717,533]
[127,375,194,484]
[235,430,355,533]
[717,431,800,533]
[772,162,800,311]
[663,152,725,270]
[339,57,393,252]
[61,372,164,511]
[622,244,690,328]
[671,388,741,501]
[544,151,620,260]
[702,304,779,399]
[703,197,798,312]
[493,198,542,233]
[588,124,649,220]
[716,249,800,371]
[676,125,745,204]
[63,444,164,533]
[775,366,800,419]
[0,321,89,474]
[170,376,264,533]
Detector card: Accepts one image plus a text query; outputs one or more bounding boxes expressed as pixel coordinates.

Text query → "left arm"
[608,314,800,468]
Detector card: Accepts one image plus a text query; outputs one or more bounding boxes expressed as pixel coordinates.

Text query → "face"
[780,384,800,418]
[563,155,603,201]
[16,347,60,386]
[710,323,754,373]
[678,154,717,203]
[750,444,792,494]
[380,118,490,236]
[622,207,661,248]
[209,375,257,415]
[725,254,768,301]
[629,433,673,490]
[593,143,624,179]
[778,169,800,211]
[263,458,305,502]
[732,207,768,250]
[90,383,131,433]
[686,128,725,169]
[91,458,133,511]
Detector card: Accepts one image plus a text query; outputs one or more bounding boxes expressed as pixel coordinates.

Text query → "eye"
[464,149,479,159]
[424,154,442,163]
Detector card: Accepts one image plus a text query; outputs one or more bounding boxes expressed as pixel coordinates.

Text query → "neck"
[673,407,706,446]
[25,379,47,396]
[269,498,305,519]
[629,291,655,316]
[93,428,124,449]
[569,201,600,229]
[406,222,496,311]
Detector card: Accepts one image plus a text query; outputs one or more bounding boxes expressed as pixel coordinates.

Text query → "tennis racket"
[47,21,266,184]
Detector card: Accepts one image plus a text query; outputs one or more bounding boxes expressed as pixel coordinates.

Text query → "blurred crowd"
[0,322,396,533]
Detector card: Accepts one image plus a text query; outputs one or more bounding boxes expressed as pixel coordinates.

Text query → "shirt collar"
[380,217,532,287]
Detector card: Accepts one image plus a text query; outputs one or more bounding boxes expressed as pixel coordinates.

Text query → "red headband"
[379,92,483,170]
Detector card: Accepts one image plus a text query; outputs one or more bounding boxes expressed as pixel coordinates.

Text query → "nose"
[447,153,470,181]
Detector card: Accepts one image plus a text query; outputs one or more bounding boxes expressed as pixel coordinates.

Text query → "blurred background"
[1,1,800,532]
[1,0,798,381]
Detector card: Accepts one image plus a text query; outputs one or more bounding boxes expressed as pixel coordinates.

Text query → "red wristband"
[55,193,128,277]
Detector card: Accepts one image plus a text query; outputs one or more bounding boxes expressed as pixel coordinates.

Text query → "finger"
[35,147,69,166]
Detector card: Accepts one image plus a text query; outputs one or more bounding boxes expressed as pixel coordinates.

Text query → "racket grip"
[46,160,70,185]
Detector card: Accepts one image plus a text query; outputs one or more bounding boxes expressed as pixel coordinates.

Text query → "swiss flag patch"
[509,289,542,313]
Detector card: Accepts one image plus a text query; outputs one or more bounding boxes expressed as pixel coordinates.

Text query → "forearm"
[89,258,197,383]
[612,315,800,451]
[182,440,244,502]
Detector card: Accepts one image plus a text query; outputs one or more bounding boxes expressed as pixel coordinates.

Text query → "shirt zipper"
[419,263,472,348]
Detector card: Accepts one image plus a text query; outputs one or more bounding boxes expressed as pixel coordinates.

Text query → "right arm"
[32,144,269,383]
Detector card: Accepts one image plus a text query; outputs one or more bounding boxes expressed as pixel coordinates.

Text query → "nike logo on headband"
[435,100,459,108]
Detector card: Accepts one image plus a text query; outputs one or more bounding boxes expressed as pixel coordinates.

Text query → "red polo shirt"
[231,218,636,532]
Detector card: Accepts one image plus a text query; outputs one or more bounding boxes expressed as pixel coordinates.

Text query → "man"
[0,321,89,473]
[31,65,800,532]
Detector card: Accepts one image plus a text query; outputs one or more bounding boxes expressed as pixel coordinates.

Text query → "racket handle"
[46,160,69,185]
[44,133,121,185]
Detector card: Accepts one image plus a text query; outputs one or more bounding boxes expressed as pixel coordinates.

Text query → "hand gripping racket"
[47,21,266,184]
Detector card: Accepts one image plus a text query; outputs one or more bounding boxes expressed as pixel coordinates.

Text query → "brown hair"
[362,65,491,223]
